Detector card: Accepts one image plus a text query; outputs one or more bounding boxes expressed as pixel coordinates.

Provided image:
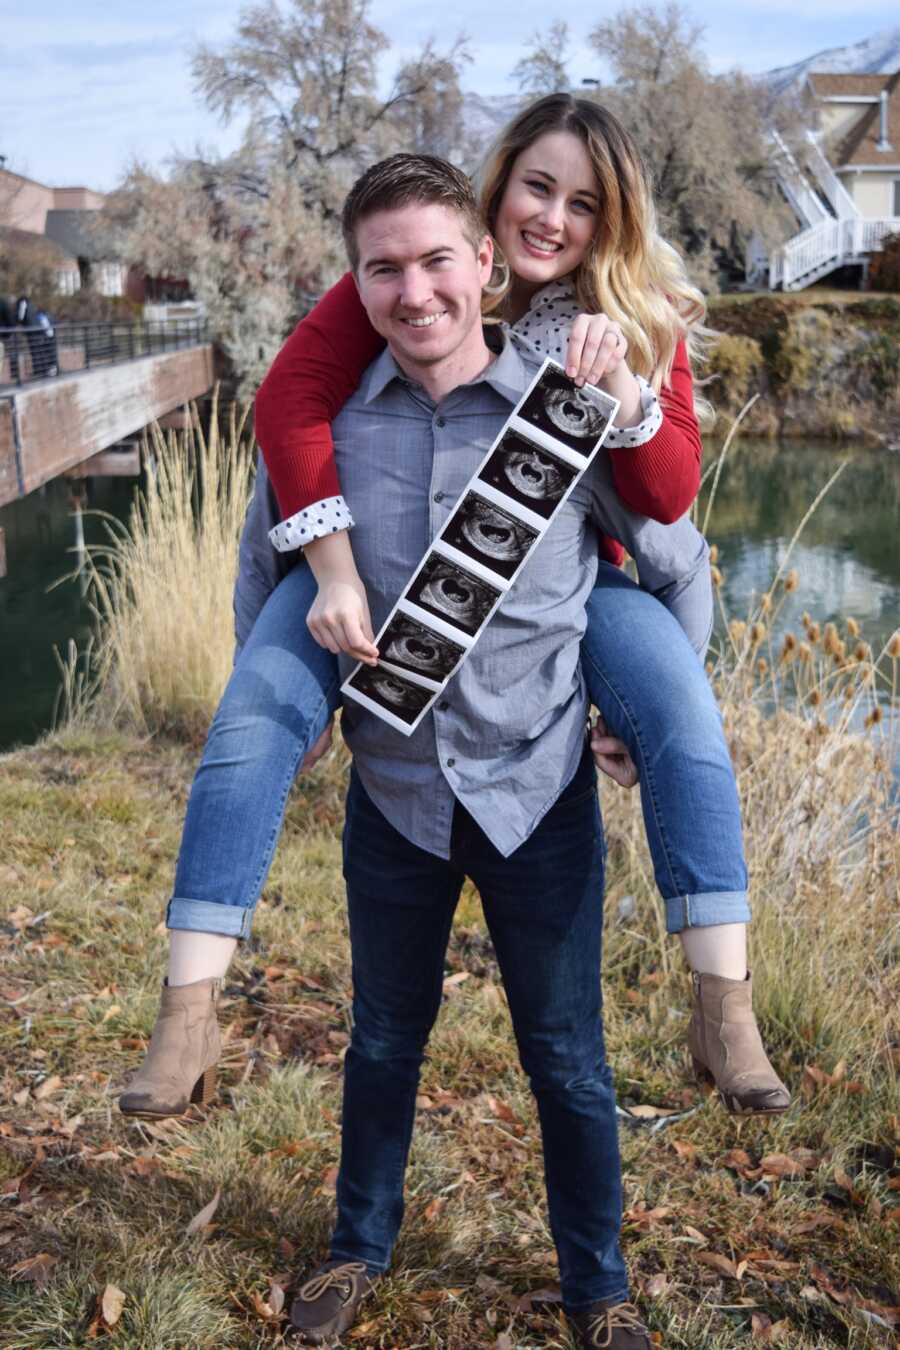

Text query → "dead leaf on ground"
[250,1288,284,1321]
[100,1283,126,1327]
[495,1333,514,1350]
[424,1197,446,1222]
[792,1212,836,1234]
[34,1075,63,1101]
[810,1265,853,1305]
[347,1320,380,1339]
[10,1252,59,1289]
[443,971,470,989]
[670,1139,698,1161]
[185,1188,221,1235]
[624,1204,672,1228]
[645,1273,669,1298]
[696,1251,739,1279]
[719,1148,753,1171]
[752,1313,791,1341]
[760,1152,808,1179]
[622,1103,680,1120]
[486,1096,517,1124]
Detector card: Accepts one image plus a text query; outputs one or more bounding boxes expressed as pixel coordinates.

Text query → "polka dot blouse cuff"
[603,375,664,449]
[268,495,355,552]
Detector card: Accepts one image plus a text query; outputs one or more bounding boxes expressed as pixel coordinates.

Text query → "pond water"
[0,440,898,754]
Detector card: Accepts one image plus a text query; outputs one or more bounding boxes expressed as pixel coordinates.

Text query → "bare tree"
[588,2,797,287]
[511,21,571,97]
[192,0,470,218]
[101,0,471,394]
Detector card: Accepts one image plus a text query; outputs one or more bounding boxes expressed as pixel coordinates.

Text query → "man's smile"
[399,311,448,328]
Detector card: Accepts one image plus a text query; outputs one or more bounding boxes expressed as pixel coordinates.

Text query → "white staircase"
[772,215,900,290]
[770,130,830,229]
[765,131,900,290]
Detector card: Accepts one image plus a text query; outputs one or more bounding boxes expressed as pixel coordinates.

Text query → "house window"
[894,179,900,217]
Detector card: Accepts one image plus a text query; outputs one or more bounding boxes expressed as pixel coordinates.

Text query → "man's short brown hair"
[341,153,486,271]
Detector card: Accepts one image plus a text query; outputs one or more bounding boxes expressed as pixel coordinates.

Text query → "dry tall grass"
[68,394,256,738]
[2,409,898,1346]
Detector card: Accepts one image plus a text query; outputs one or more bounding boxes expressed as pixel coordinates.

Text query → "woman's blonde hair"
[475,93,711,404]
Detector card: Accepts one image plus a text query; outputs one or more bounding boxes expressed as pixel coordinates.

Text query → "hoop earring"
[483,257,510,296]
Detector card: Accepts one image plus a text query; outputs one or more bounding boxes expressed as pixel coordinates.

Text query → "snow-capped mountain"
[462,92,524,149]
[763,24,900,94]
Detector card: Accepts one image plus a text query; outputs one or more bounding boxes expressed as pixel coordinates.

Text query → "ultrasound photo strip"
[342,359,620,735]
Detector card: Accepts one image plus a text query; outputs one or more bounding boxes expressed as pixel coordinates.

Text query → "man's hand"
[307,575,378,663]
[301,720,334,772]
[591,714,638,790]
[565,313,629,389]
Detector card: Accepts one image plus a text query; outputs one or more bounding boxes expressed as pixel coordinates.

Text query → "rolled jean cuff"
[166,896,254,939]
[664,890,751,935]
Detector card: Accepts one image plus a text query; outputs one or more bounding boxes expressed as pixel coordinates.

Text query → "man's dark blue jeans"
[332,743,629,1310]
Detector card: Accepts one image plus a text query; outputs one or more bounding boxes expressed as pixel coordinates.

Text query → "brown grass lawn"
[1,689,897,1348]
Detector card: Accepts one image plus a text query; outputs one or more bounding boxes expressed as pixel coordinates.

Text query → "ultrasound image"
[442,492,539,580]
[379,613,467,682]
[477,430,577,519]
[517,366,617,456]
[346,664,434,724]
[405,553,501,636]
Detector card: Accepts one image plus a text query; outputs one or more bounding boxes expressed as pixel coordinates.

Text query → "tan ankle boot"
[688,970,790,1115]
[119,978,221,1119]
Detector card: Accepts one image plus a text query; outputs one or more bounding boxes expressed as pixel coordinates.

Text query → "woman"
[120,96,788,1122]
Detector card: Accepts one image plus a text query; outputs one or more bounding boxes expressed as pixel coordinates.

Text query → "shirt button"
[446,757,456,767]
[433,490,445,503]
[438,700,449,711]
[435,415,446,428]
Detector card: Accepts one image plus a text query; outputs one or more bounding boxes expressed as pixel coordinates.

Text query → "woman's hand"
[304,532,379,663]
[307,576,378,663]
[302,720,334,772]
[565,313,629,389]
[591,714,639,790]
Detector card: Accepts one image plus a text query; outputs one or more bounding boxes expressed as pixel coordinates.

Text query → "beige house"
[750,70,900,290]
[0,167,126,296]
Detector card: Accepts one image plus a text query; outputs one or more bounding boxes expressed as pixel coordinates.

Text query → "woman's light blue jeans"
[166,561,750,938]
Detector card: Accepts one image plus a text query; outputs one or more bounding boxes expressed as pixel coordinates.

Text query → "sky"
[1,0,899,191]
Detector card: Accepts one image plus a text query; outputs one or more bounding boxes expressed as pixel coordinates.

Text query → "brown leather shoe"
[567,1299,651,1348]
[688,970,790,1116]
[119,978,220,1119]
[288,1260,378,1344]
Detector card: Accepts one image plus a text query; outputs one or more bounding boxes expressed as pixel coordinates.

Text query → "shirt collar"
[361,324,536,410]
[525,278,576,311]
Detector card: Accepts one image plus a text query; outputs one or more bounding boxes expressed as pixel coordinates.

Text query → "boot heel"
[691,1054,714,1085]
[190,1065,217,1105]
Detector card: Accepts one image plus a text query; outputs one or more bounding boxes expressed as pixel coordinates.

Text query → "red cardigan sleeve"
[606,339,701,524]
[253,277,687,566]
[254,273,384,517]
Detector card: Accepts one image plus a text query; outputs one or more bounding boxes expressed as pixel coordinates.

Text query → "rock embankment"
[705,293,900,446]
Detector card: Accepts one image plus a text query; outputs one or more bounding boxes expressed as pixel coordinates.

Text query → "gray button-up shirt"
[298,329,702,859]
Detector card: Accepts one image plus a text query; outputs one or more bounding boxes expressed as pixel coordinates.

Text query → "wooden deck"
[0,343,214,508]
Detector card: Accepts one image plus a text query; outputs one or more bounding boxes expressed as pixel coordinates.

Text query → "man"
[246,153,656,1350]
